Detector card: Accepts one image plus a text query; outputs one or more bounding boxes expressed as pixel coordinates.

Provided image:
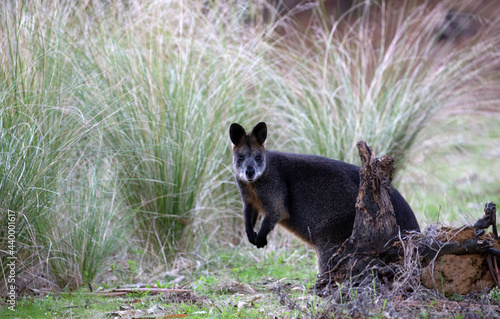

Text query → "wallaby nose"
[245,167,255,179]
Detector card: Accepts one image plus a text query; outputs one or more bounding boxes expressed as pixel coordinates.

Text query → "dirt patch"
[435,226,477,242]
[422,254,494,296]
[420,226,499,296]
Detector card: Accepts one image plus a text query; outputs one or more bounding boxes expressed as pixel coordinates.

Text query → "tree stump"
[316,140,500,297]
[317,141,399,287]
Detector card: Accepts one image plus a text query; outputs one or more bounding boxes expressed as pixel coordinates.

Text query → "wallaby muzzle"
[245,166,256,180]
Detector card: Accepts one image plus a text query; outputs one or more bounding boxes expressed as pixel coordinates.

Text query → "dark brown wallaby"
[229,122,420,275]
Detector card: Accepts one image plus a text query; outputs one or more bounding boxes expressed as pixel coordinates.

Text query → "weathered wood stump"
[316,140,500,297]
[317,141,399,287]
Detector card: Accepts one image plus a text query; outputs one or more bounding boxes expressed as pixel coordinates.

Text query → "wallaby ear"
[229,123,247,145]
[251,122,267,145]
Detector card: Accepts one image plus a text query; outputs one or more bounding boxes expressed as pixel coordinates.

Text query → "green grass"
[402,115,500,225]
[0,0,129,288]
[2,246,315,318]
[5,245,500,318]
[66,0,277,263]
[0,1,78,284]
[48,150,128,289]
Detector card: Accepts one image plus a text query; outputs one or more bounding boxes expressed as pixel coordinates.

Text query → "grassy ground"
[1,0,500,317]
[5,246,316,318]
[5,244,500,318]
[402,115,500,226]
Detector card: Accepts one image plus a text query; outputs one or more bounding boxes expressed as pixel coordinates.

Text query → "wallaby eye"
[255,155,261,161]
[237,155,244,161]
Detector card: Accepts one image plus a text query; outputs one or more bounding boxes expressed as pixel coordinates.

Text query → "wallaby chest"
[240,183,264,212]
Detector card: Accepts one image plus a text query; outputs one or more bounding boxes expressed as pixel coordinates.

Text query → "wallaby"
[229,122,420,275]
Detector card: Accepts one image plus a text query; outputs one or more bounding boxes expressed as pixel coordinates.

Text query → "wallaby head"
[229,122,267,183]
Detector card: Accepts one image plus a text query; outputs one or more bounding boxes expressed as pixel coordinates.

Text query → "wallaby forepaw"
[255,236,267,248]
[247,231,257,245]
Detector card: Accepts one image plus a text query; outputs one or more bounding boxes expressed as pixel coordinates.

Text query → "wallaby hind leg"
[316,246,340,283]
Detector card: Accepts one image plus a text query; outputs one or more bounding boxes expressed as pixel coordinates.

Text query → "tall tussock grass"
[0,1,127,291]
[1,0,499,292]
[49,151,127,289]
[0,1,72,288]
[271,1,500,173]
[69,0,277,264]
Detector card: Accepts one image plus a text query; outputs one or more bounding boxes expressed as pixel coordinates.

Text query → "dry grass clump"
[267,0,500,172]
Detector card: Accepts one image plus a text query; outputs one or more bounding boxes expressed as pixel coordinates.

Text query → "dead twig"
[94,288,192,296]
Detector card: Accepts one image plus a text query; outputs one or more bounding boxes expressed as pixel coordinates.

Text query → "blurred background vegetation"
[1,0,499,294]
